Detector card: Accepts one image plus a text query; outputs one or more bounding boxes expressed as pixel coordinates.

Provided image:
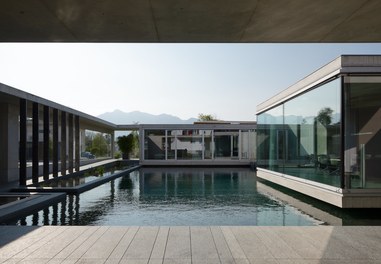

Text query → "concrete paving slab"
[162,259,191,264]
[65,226,108,260]
[164,227,191,259]
[25,226,90,260]
[10,227,68,259]
[233,259,250,264]
[82,227,126,259]
[210,226,234,262]
[230,226,274,260]
[273,227,322,259]
[107,226,137,259]
[0,226,380,263]
[150,226,169,259]
[255,227,302,259]
[122,227,158,260]
[119,259,149,264]
[248,259,278,264]
[220,226,247,259]
[190,227,219,261]
[54,227,98,259]
[148,259,163,264]
[0,227,54,258]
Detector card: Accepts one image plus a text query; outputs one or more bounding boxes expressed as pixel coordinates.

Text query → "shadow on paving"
[0,226,40,247]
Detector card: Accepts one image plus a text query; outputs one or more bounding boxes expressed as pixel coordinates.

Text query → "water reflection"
[8,168,315,226]
[8,167,381,226]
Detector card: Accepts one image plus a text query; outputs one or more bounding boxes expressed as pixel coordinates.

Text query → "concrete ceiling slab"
[0,0,380,42]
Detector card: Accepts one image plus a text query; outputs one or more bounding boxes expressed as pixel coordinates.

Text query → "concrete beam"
[0,0,381,42]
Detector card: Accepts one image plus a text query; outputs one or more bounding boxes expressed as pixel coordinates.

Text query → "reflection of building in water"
[138,167,256,197]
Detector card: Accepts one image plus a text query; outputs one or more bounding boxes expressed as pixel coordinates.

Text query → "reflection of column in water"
[20,217,27,226]
[43,207,50,225]
[110,180,115,205]
[60,196,67,225]
[32,212,39,225]
[68,195,74,225]
[74,194,80,225]
[52,204,58,225]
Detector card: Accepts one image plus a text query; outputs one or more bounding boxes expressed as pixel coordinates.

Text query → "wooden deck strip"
[0,226,381,263]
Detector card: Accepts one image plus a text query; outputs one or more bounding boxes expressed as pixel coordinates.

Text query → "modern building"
[0,82,256,188]
[0,82,116,186]
[256,55,381,208]
[117,123,256,166]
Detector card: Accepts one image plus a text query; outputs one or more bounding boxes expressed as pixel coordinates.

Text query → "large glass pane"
[241,130,249,159]
[256,104,284,172]
[176,130,202,160]
[203,130,213,159]
[283,78,341,187]
[344,76,381,188]
[144,130,165,160]
[167,130,179,160]
[214,130,239,159]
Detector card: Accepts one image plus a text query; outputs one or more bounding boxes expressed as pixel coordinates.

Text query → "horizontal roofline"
[256,55,381,114]
[0,82,117,132]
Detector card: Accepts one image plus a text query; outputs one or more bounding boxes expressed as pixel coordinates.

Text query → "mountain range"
[97,109,198,124]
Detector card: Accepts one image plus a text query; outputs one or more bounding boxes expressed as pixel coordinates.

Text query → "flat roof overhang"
[256,55,381,114]
[117,123,256,131]
[0,82,116,133]
[1,0,381,43]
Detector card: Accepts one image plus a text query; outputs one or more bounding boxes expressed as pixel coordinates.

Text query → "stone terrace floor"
[0,226,381,263]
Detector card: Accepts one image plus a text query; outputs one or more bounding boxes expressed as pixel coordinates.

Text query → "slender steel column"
[19,99,27,186]
[61,111,67,176]
[111,132,115,158]
[43,105,50,180]
[75,116,80,171]
[68,113,74,174]
[52,109,59,177]
[32,102,39,184]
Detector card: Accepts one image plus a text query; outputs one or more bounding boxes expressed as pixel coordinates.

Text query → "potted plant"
[116,134,134,159]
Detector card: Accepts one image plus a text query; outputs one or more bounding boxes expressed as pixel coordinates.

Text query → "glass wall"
[214,130,239,159]
[144,130,165,160]
[344,76,381,188]
[257,78,341,187]
[143,128,253,161]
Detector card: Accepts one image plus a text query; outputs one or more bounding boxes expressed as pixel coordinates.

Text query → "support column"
[68,113,74,174]
[111,131,115,159]
[0,102,19,184]
[19,99,27,186]
[32,102,39,184]
[43,106,50,181]
[61,111,67,176]
[80,129,86,153]
[52,109,59,177]
[75,116,80,171]
[139,128,144,162]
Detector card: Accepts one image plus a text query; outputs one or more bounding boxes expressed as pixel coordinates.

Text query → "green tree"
[90,133,109,157]
[316,107,333,126]
[198,113,218,121]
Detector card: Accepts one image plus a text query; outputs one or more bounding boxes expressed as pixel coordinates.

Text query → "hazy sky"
[1,43,381,121]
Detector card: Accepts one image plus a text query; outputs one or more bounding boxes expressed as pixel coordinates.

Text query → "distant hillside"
[98,109,198,124]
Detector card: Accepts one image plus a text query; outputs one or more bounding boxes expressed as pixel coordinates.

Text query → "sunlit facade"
[256,55,381,208]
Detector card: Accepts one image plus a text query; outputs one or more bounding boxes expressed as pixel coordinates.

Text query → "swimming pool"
[7,167,324,226]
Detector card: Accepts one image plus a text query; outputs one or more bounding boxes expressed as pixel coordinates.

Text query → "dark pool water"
[8,167,324,226]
